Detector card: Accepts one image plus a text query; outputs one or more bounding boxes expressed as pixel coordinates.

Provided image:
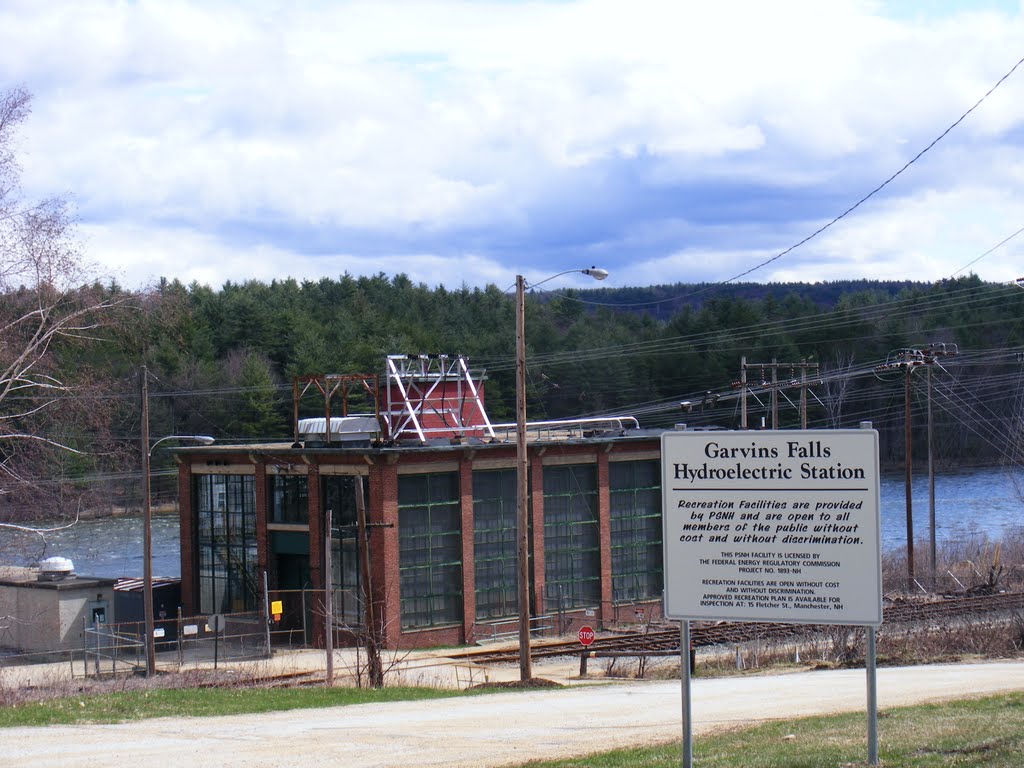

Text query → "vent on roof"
[297,416,380,447]
[37,556,75,582]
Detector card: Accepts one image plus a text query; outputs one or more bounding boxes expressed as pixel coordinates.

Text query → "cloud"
[2,0,1023,290]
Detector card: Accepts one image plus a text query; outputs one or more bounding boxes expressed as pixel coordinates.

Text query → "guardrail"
[476,615,553,644]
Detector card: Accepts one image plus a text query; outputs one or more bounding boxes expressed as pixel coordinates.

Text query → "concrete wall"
[0,580,116,654]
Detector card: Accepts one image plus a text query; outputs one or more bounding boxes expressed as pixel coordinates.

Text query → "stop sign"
[578,625,595,646]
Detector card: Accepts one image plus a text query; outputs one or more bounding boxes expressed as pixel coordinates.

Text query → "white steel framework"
[384,354,496,443]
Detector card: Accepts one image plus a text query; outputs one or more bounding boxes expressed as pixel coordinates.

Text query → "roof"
[173,426,668,457]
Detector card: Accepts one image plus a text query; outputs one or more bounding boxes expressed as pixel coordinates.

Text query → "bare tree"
[820,350,856,429]
[0,87,130,537]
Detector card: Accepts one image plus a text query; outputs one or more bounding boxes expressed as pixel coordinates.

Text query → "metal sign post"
[209,613,225,670]
[662,427,883,765]
[681,620,692,768]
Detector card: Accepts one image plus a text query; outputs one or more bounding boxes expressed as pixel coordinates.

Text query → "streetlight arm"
[148,434,215,457]
[142,432,214,677]
[520,266,608,291]
[514,265,607,682]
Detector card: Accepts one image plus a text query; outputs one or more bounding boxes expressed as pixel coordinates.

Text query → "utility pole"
[874,350,922,590]
[904,363,914,587]
[356,476,384,687]
[921,343,958,589]
[771,358,778,430]
[800,360,808,430]
[927,364,935,589]
[740,356,748,429]
[875,343,957,592]
[141,366,155,677]
[737,359,819,430]
[515,274,532,681]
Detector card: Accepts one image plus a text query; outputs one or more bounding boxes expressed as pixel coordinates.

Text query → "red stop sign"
[578,625,595,646]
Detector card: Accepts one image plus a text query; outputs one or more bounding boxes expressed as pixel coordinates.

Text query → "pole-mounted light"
[515,266,607,681]
[142,427,215,677]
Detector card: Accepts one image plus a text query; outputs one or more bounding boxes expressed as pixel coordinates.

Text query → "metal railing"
[474,614,553,644]
[490,416,641,443]
[74,610,271,678]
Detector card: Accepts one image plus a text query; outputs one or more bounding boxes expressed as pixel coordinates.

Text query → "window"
[398,473,463,628]
[323,475,365,627]
[195,474,258,614]
[269,474,308,524]
[610,460,662,602]
[472,469,518,620]
[543,464,599,611]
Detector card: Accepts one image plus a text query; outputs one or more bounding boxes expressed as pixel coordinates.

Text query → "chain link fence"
[75,610,271,678]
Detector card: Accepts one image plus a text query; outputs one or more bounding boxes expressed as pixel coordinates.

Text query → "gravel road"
[3,661,1023,767]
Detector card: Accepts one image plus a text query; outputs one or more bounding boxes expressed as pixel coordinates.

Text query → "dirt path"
[3,661,1023,767]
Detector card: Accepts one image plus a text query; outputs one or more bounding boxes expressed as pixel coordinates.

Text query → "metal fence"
[265,587,363,649]
[76,610,271,678]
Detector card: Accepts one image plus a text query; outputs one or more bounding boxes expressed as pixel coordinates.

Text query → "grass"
[521,692,1024,768]
[0,684,481,728]
[3,673,1023,766]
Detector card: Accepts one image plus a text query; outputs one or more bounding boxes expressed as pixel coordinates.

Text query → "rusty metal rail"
[450,591,1024,664]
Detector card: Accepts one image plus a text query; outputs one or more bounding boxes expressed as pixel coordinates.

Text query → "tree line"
[5,84,1024,526]
[131,272,1024,461]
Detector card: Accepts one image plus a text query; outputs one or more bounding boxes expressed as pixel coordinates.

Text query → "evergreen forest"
[128,273,1024,465]
[6,271,1024,520]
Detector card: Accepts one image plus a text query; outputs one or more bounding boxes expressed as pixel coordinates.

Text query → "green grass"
[5,684,1023,767]
[523,692,1024,768]
[0,685,478,728]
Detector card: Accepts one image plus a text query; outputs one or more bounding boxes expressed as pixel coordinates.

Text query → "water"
[879,465,1024,550]
[2,467,1023,579]
[0,515,182,580]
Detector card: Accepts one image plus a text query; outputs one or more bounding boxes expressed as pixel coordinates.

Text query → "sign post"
[662,428,882,766]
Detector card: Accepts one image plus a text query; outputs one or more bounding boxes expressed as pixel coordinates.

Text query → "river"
[2,466,1022,580]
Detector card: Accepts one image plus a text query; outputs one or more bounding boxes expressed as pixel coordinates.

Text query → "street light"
[515,266,608,681]
[142,430,214,677]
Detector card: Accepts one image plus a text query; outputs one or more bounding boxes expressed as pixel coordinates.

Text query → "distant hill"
[568,280,927,316]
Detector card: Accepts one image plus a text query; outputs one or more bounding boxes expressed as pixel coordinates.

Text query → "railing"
[489,417,641,443]
[475,614,553,644]
[82,624,145,676]
[265,587,363,648]
[72,611,271,678]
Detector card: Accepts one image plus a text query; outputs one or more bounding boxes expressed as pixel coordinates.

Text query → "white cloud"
[2,0,1023,289]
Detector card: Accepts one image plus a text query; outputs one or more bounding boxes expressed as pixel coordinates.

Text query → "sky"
[2,0,1024,293]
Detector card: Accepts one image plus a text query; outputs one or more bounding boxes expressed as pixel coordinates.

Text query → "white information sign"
[662,429,882,626]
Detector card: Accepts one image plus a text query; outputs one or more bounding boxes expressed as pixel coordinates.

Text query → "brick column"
[372,462,402,648]
[178,462,195,615]
[254,463,269,588]
[306,463,323,646]
[459,455,475,643]
[597,451,613,625]
[529,452,546,616]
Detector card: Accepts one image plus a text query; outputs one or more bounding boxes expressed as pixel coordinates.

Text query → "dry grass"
[883,527,1024,595]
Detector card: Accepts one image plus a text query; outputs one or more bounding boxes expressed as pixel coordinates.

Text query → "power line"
[542,53,1024,310]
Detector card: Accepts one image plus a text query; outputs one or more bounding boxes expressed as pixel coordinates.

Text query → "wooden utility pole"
[740,356,748,429]
[770,358,778,429]
[141,366,155,677]
[927,364,935,589]
[904,364,915,587]
[800,360,808,430]
[738,359,819,430]
[356,476,384,687]
[515,275,533,681]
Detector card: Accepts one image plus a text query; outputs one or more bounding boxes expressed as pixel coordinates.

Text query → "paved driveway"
[3,661,1023,767]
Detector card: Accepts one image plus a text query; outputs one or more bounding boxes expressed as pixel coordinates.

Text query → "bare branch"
[0,509,80,536]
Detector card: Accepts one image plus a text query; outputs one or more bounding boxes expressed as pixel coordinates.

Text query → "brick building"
[174,356,666,648]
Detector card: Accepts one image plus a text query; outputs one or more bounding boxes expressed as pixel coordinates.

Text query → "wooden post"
[357,476,384,687]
